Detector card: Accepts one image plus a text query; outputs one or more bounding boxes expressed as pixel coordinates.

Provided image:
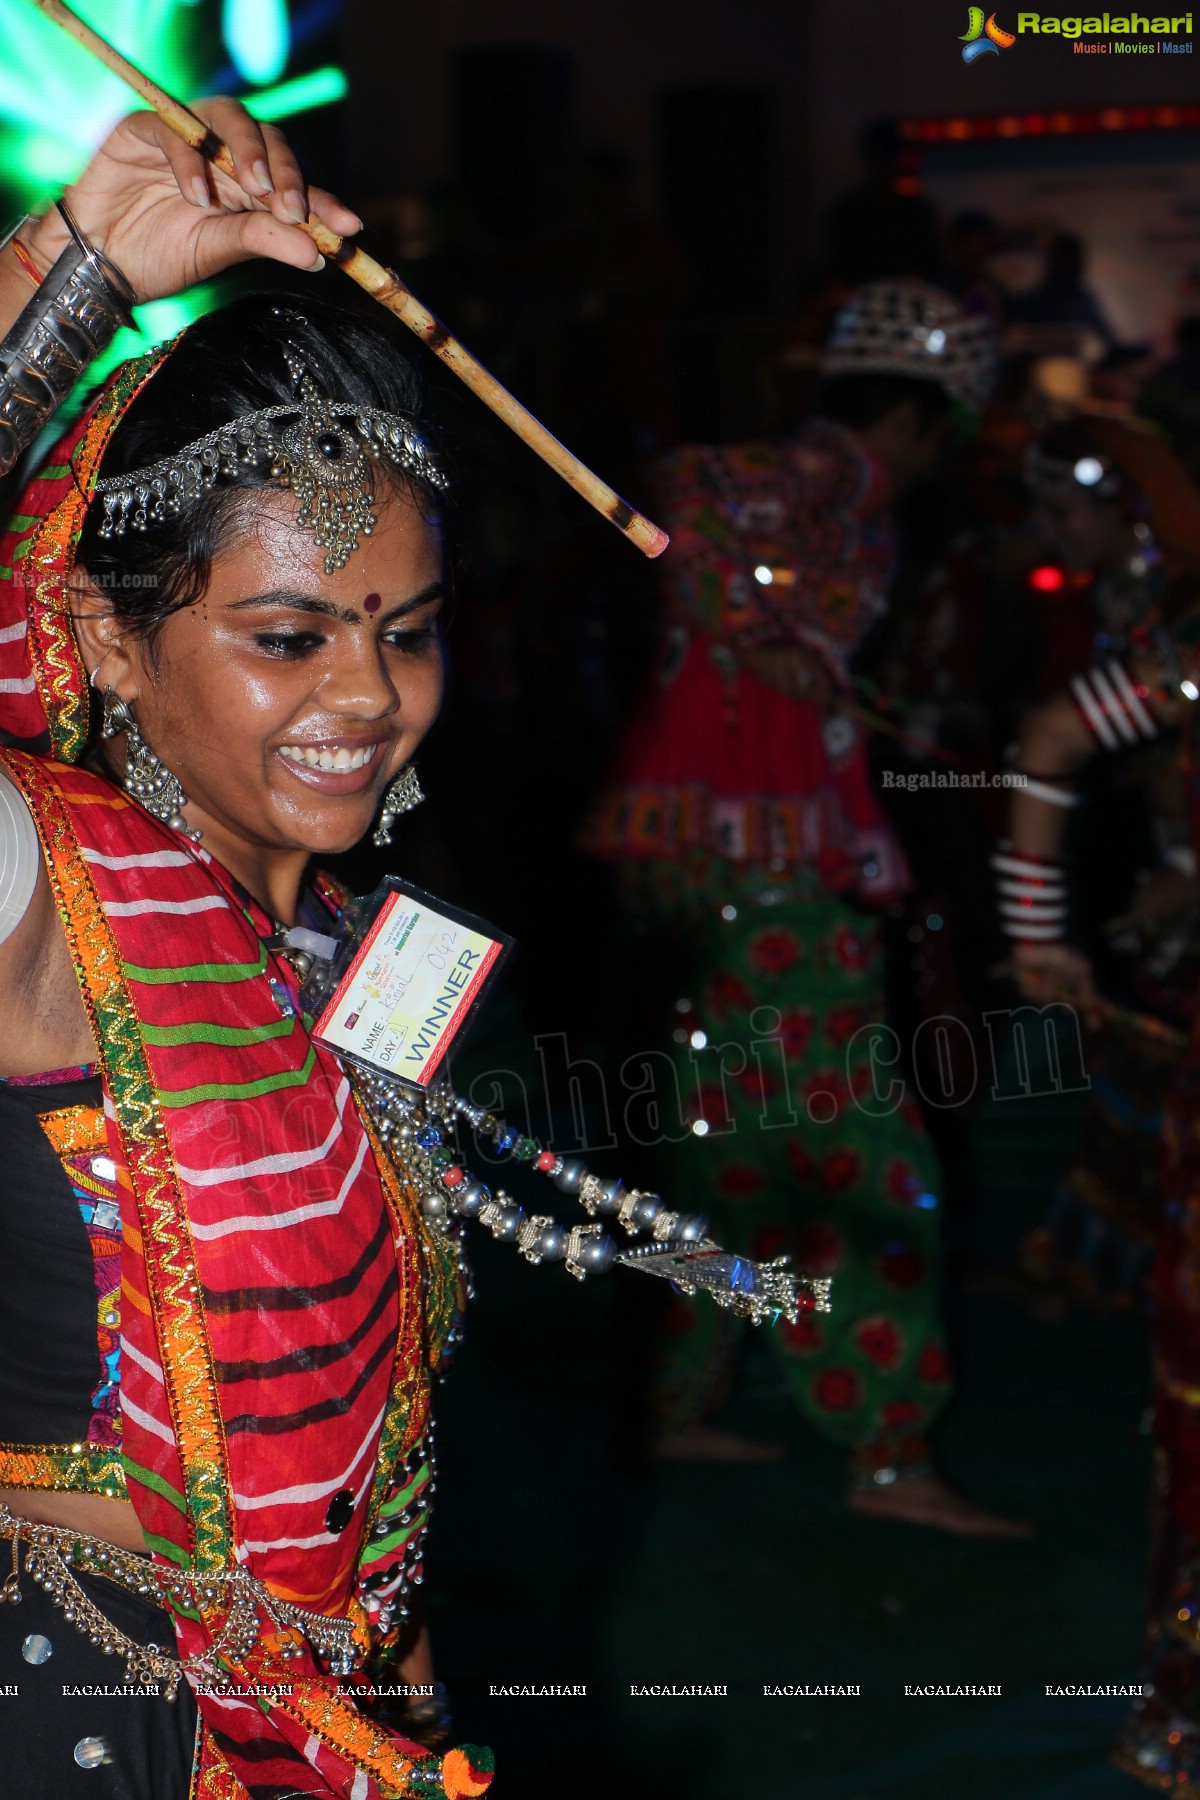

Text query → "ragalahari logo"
[961,7,1017,58]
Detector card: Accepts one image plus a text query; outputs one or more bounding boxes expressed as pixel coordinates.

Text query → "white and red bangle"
[991,846,1068,942]
[1069,658,1158,751]
[1016,773,1080,809]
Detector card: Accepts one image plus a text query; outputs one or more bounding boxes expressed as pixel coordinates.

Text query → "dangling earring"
[372,765,424,847]
[100,687,202,843]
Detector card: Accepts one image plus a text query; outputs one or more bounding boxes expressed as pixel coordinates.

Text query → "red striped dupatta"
[1,751,491,1800]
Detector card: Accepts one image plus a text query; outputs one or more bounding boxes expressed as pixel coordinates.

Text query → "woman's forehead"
[206,485,443,600]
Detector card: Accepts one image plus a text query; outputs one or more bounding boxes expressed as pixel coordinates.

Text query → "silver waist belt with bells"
[0,1505,362,1691]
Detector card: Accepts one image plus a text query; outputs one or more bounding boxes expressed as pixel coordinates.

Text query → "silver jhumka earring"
[100,688,201,842]
[372,765,424,847]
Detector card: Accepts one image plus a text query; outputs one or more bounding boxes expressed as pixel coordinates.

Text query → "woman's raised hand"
[20,99,361,302]
[1011,939,1101,1025]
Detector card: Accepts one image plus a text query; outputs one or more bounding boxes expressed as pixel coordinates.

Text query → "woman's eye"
[255,631,326,658]
[384,627,438,655]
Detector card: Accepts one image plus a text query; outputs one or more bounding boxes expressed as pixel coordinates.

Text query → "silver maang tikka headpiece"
[93,334,448,574]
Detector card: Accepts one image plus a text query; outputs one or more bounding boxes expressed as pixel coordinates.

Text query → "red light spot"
[1029,566,1065,593]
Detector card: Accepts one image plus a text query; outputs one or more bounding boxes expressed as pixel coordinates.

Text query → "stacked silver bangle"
[1069,657,1159,751]
[0,202,135,476]
[1017,773,1079,810]
[991,846,1068,942]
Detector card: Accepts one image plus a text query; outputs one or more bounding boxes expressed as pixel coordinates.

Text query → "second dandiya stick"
[30,0,670,560]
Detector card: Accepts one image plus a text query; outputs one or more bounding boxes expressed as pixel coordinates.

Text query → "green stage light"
[0,0,197,210]
[19,131,85,185]
[243,65,348,122]
[223,0,290,86]
[0,0,347,359]
[90,288,220,387]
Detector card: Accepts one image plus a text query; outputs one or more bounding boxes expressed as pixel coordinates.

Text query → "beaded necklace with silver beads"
[274,898,828,1327]
[351,1063,827,1327]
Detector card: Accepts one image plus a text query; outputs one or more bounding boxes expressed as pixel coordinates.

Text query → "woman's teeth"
[279,744,378,772]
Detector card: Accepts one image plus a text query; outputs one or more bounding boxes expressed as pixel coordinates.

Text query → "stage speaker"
[450,44,576,242]
[655,83,777,315]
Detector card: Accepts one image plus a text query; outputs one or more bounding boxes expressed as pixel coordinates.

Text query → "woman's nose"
[320,633,401,718]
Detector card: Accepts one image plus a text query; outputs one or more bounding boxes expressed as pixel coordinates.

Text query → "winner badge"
[290,880,825,1330]
[301,878,512,1089]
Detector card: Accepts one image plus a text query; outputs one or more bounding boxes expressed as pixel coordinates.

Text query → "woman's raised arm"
[0,100,362,474]
[1,97,360,326]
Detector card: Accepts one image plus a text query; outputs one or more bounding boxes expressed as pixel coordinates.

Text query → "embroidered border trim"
[4,755,486,1796]
[2,750,235,1573]
[353,1100,432,1523]
[38,1101,108,1157]
[0,1441,125,1497]
[24,345,177,763]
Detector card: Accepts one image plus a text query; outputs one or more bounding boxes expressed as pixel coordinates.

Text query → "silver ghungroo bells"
[372,763,424,846]
[100,687,201,842]
[0,1503,361,1692]
[0,202,135,477]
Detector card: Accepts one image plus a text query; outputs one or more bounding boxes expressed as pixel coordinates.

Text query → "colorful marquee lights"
[901,101,1200,142]
[0,0,347,372]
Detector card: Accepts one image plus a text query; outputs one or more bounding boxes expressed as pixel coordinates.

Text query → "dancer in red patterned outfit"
[0,103,490,1800]
[588,283,1026,1534]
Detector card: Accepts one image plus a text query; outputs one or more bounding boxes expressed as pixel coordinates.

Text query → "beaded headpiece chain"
[93,326,448,574]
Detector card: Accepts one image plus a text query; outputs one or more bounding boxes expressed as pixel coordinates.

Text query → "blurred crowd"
[359,112,1200,1791]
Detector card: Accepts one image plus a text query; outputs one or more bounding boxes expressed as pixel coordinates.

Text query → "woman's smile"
[276,736,385,786]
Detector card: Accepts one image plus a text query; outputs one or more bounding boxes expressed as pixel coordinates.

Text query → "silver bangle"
[0,199,135,476]
[1021,776,1080,809]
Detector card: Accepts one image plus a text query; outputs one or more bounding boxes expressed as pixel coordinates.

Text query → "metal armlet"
[0,200,135,476]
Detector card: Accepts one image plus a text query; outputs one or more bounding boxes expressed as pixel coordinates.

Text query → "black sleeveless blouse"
[0,1064,120,1447]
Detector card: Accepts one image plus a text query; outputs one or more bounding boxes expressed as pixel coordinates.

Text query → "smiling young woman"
[68,301,450,924]
[0,106,490,1800]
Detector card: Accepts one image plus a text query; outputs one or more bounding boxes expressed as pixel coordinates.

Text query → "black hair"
[949,209,995,241]
[582,145,634,189]
[1047,232,1085,275]
[77,291,449,648]
[860,117,902,169]
[813,372,954,432]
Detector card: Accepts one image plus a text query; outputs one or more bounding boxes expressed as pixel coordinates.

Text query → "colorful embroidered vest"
[0,752,487,1800]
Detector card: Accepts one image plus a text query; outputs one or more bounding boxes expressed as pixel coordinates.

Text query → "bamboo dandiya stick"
[30,0,670,559]
[839,697,970,765]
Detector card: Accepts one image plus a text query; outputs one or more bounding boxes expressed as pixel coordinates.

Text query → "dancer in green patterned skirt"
[588,283,1027,1533]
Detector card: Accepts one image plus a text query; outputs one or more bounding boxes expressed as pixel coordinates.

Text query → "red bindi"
[363,592,382,614]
